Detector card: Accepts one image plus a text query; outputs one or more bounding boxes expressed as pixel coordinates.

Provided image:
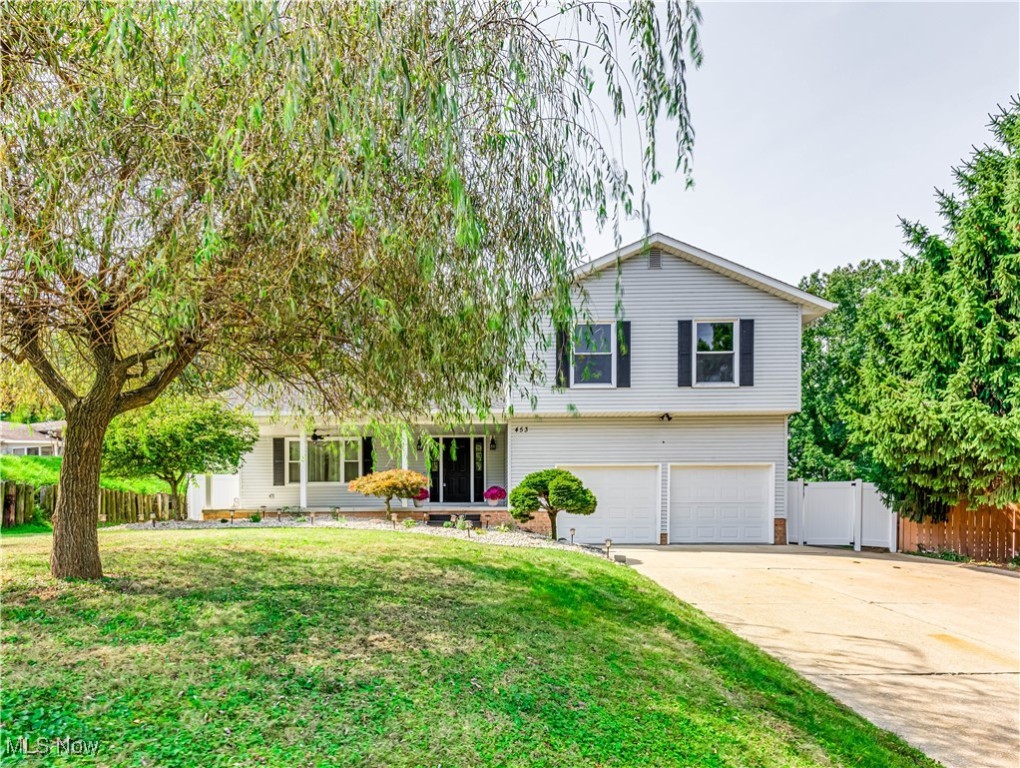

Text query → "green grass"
[0,455,168,494]
[908,547,973,563]
[0,520,52,536]
[0,529,939,768]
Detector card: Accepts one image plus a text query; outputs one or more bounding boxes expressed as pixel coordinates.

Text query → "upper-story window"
[572,322,615,386]
[695,321,737,384]
[288,437,360,483]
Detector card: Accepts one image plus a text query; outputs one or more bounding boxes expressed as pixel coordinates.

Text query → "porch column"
[401,432,409,508]
[298,426,308,510]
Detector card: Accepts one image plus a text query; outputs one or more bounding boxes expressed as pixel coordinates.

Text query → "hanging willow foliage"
[0,1,702,578]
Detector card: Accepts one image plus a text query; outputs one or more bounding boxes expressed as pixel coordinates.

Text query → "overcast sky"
[582,1,1020,286]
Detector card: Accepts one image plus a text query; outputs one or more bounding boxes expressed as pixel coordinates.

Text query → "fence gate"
[786,480,897,551]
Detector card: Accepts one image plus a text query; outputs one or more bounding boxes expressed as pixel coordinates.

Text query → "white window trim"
[570,320,616,388]
[286,436,361,485]
[693,319,740,388]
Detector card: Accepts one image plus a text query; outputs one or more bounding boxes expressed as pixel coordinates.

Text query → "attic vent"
[648,247,662,269]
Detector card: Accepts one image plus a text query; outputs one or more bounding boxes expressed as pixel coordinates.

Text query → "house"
[0,420,64,456]
[192,234,833,544]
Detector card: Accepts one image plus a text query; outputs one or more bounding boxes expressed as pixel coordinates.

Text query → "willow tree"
[0,1,702,578]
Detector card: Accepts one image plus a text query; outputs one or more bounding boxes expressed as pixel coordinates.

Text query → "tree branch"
[20,329,79,408]
[114,340,202,414]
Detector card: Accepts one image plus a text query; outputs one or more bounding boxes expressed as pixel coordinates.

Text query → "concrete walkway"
[615,545,1020,768]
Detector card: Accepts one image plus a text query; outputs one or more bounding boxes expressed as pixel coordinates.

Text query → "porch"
[192,422,508,516]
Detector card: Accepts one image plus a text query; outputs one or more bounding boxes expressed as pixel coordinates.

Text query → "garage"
[557,465,660,544]
[669,465,772,543]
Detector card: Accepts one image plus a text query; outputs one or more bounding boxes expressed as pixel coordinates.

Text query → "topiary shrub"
[508,468,596,540]
[348,469,430,515]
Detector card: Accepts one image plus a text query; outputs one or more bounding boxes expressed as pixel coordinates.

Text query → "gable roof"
[576,233,836,323]
[0,420,64,444]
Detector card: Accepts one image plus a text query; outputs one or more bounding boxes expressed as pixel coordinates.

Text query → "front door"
[443,437,472,502]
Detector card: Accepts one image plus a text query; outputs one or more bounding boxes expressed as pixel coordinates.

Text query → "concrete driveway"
[615,545,1020,768]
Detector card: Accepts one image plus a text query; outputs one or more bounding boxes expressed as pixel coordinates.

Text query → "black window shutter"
[739,319,755,386]
[617,321,631,387]
[272,438,285,486]
[555,325,570,388]
[362,436,373,476]
[677,320,693,387]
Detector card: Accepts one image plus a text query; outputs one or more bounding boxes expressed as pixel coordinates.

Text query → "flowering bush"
[349,469,430,514]
[413,487,430,502]
[482,485,507,501]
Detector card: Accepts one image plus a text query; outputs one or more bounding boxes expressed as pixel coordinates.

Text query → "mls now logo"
[4,735,101,756]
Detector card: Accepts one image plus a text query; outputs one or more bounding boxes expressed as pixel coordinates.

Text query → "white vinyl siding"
[508,415,787,537]
[509,250,802,415]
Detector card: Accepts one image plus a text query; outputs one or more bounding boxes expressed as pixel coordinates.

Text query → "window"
[288,438,360,483]
[695,321,737,384]
[572,322,614,386]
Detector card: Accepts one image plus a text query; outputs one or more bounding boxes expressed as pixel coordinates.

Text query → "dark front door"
[443,437,472,502]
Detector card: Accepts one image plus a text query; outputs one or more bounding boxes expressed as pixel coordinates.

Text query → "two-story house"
[191,234,833,545]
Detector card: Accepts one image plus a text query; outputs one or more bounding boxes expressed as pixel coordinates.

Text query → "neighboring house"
[0,420,65,456]
[195,234,833,545]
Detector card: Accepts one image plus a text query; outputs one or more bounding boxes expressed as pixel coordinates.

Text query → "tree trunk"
[50,402,114,579]
[162,474,185,521]
[548,510,558,541]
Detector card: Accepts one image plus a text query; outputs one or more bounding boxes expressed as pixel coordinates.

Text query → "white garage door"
[669,466,772,543]
[557,465,659,544]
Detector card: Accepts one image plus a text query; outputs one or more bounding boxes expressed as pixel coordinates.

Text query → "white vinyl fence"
[786,480,897,551]
[187,473,241,520]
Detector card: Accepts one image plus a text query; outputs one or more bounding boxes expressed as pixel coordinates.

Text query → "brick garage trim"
[773,518,787,545]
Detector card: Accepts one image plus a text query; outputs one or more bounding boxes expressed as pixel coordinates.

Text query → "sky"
[582,1,1020,286]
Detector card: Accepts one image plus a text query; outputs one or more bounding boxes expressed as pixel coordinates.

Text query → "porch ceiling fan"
[309,429,333,442]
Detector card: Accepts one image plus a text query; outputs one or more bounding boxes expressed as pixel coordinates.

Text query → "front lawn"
[0,529,938,767]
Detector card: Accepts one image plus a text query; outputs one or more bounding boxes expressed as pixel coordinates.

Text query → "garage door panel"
[557,466,659,545]
[669,466,771,544]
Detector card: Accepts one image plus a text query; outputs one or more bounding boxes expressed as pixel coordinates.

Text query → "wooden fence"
[898,502,1018,563]
[1,481,176,529]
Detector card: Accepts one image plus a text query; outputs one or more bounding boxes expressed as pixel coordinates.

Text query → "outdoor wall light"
[658,413,673,422]
[489,436,497,451]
